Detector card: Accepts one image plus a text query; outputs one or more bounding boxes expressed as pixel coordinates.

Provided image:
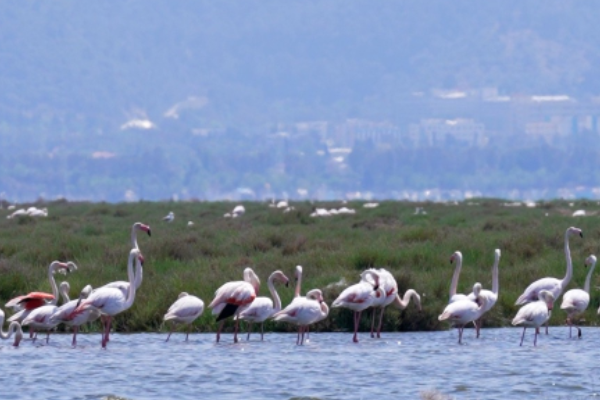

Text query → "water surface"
[2,327,599,400]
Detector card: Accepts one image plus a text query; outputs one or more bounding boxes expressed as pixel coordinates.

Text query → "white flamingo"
[515,226,582,333]
[467,249,501,338]
[273,289,329,345]
[49,284,100,346]
[438,282,487,344]
[448,251,468,303]
[6,261,77,327]
[332,270,384,343]
[0,309,23,347]
[561,254,597,338]
[21,281,71,343]
[512,290,555,346]
[238,270,289,341]
[365,268,422,338]
[99,221,151,295]
[208,267,260,343]
[163,292,205,342]
[72,248,144,348]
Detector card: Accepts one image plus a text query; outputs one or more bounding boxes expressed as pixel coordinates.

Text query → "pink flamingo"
[49,284,100,346]
[515,226,582,334]
[438,282,487,344]
[332,270,383,343]
[208,267,260,343]
[238,270,289,340]
[512,290,555,346]
[448,251,468,303]
[163,292,205,342]
[560,254,597,338]
[273,289,329,345]
[6,261,77,339]
[21,281,71,343]
[0,309,23,347]
[71,248,144,348]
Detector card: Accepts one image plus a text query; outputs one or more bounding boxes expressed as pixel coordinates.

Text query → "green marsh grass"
[1,199,599,336]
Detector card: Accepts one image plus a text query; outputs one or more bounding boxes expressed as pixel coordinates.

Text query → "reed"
[0,199,598,335]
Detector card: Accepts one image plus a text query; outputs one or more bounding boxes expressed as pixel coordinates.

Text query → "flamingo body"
[512,290,554,346]
[163,292,205,341]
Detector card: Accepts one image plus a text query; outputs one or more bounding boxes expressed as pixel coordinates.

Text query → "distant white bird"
[561,254,597,338]
[163,292,205,342]
[163,211,175,222]
[363,202,379,208]
[572,210,586,217]
[512,290,554,346]
[187,221,194,226]
[232,205,246,217]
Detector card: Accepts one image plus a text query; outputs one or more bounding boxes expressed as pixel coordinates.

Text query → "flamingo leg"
[534,328,538,346]
[458,326,463,344]
[260,323,264,341]
[475,318,482,338]
[186,324,191,341]
[46,331,50,344]
[296,327,301,345]
[246,321,252,341]
[519,327,526,346]
[166,329,173,342]
[72,326,78,346]
[370,308,376,338]
[377,307,385,338]
[300,326,306,345]
[234,319,239,343]
[353,311,362,343]
[216,321,224,343]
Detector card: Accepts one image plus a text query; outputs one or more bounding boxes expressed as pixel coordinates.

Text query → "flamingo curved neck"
[584,261,597,294]
[0,322,20,340]
[394,289,418,309]
[48,264,61,306]
[268,274,283,312]
[562,230,574,289]
[449,255,462,300]
[131,225,143,288]
[124,253,141,309]
[294,269,302,298]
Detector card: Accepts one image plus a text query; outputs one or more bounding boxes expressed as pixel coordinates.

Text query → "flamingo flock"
[0,221,595,349]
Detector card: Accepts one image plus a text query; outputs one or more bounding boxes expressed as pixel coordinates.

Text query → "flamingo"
[238,270,289,341]
[72,248,144,348]
[468,249,501,338]
[448,251,468,303]
[512,290,555,346]
[364,268,422,339]
[561,254,597,338]
[21,281,71,343]
[438,282,487,344]
[0,309,23,347]
[163,292,205,342]
[515,226,582,334]
[273,289,329,345]
[332,270,384,343]
[208,267,260,343]
[99,221,151,295]
[6,261,77,327]
[49,284,100,346]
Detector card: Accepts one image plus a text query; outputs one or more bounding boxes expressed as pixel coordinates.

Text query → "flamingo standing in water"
[515,226,582,334]
[365,268,422,338]
[21,281,71,343]
[163,292,205,342]
[512,290,554,346]
[0,309,23,347]
[332,270,384,343]
[6,261,77,329]
[238,270,289,340]
[560,254,597,338]
[49,284,100,346]
[468,249,501,338]
[438,282,487,344]
[273,289,329,345]
[72,248,144,348]
[209,267,260,343]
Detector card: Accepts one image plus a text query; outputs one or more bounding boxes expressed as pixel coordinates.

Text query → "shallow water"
[2,327,600,400]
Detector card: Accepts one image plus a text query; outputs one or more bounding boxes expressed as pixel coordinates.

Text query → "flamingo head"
[494,249,501,261]
[294,265,303,282]
[178,292,189,299]
[272,270,290,287]
[450,251,462,264]
[567,226,583,238]
[51,261,75,275]
[539,290,555,309]
[79,284,93,300]
[135,222,152,237]
[360,270,380,291]
[59,281,71,296]
[138,253,145,266]
[243,268,261,294]
[472,282,483,297]
[306,289,323,303]
[585,255,597,268]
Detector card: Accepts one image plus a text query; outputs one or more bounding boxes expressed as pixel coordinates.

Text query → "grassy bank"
[1,199,599,336]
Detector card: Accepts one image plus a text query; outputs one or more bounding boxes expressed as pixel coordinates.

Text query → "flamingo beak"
[580,232,583,238]
[285,281,289,288]
[147,228,152,237]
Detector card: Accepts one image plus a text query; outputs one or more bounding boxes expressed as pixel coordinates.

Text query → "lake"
[1,327,598,400]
